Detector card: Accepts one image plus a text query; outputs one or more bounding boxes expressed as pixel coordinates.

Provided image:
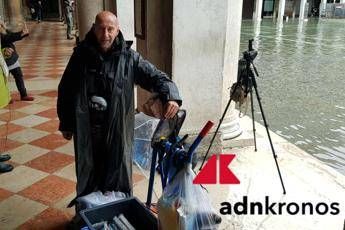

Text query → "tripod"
[200,39,286,194]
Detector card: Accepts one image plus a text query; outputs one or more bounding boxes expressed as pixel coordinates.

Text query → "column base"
[220,116,242,140]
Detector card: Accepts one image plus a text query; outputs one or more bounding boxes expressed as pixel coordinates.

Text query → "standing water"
[240,19,345,175]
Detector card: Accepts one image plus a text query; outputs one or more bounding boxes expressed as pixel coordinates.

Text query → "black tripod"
[200,39,286,194]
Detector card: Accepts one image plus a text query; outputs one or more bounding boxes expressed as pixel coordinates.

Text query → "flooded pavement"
[240,18,345,175]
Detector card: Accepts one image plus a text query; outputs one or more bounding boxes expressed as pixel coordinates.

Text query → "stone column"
[3,0,24,32]
[116,0,135,49]
[319,0,327,17]
[277,0,286,22]
[273,0,279,20]
[292,0,297,19]
[253,0,263,21]
[58,0,62,21]
[221,0,243,140]
[172,0,242,139]
[76,0,104,40]
[299,0,307,20]
[104,0,117,13]
[0,0,5,21]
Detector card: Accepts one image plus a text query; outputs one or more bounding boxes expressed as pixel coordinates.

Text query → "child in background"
[0,22,34,101]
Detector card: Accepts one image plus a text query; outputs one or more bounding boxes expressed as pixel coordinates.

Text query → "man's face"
[94,17,119,52]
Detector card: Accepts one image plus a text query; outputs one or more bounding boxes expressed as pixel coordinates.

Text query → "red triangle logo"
[193,155,217,184]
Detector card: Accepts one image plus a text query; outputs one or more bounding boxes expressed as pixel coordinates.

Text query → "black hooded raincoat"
[57,29,182,206]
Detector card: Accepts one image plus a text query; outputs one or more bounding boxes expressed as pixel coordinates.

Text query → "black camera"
[231,39,258,102]
[243,39,258,62]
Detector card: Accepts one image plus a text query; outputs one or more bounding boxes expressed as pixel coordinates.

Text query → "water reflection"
[240,19,345,175]
[275,21,284,50]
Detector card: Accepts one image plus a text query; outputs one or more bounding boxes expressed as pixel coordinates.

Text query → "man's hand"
[142,97,179,119]
[163,101,179,119]
[61,131,73,140]
[3,48,14,58]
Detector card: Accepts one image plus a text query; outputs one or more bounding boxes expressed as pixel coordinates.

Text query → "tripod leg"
[252,84,286,194]
[249,89,257,152]
[200,81,246,170]
[199,98,232,170]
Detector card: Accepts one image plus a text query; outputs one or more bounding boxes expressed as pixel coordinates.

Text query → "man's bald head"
[93,11,120,53]
[95,11,119,27]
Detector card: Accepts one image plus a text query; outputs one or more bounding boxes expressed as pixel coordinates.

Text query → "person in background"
[0,22,34,101]
[33,0,43,23]
[63,0,74,40]
[27,0,36,20]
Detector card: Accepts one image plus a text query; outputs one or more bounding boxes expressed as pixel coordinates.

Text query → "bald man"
[57,11,181,211]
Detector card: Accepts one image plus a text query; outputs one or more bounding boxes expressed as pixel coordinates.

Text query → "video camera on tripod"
[201,39,287,194]
[243,39,258,62]
[230,39,258,103]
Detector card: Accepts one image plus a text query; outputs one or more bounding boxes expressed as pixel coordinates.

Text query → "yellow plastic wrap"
[0,49,10,108]
[0,70,10,108]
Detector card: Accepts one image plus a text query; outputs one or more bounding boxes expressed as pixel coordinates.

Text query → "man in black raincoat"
[57,11,181,208]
